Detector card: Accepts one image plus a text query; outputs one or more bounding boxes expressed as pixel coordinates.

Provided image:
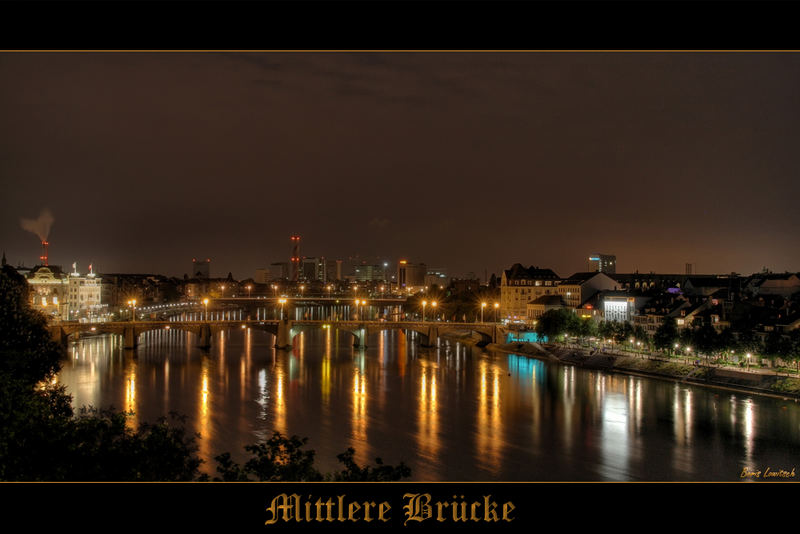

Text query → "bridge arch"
[62,326,123,342]
[289,323,366,348]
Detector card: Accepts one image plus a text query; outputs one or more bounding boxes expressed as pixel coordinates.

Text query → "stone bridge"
[49,320,506,350]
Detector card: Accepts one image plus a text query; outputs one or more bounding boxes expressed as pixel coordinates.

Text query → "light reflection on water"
[55,328,800,481]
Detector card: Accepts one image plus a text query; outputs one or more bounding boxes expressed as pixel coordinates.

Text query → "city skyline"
[2,52,800,278]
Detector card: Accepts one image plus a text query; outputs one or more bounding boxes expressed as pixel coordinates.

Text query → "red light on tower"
[40,240,49,266]
[290,235,301,281]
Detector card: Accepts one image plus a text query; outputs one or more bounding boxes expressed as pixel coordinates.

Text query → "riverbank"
[440,331,485,346]
[487,342,800,401]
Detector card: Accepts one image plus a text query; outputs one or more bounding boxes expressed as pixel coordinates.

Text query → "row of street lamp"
[128,297,503,324]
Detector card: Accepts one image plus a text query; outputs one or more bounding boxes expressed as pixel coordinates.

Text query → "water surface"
[57,327,800,480]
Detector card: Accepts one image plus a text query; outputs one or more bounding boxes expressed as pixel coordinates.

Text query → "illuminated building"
[526,295,565,321]
[67,263,103,321]
[26,264,69,320]
[352,262,387,282]
[397,260,427,291]
[500,264,560,321]
[424,267,448,288]
[588,253,616,274]
[100,273,172,307]
[600,291,650,323]
[557,272,619,308]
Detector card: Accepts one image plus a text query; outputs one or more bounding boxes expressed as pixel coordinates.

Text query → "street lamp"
[481,302,487,323]
[128,299,137,322]
[247,284,252,298]
[494,302,499,323]
[431,301,438,321]
[300,284,305,297]
[422,300,427,322]
[272,284,278,298]
[354,299,367,320]
[202,298,209,321]
[279,298,287,320]
[746,352,752,371]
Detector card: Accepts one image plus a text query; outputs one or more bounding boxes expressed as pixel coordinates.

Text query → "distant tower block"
[588,253,616,274]
[290,235,301,282]
[685,263,693,275]
[192,257,211,278]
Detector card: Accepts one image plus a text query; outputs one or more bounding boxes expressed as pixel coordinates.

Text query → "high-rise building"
[269,262,289,280]
[325,259,343,282]
[353,263,387,282]
[290,235,301,282]
[302,257,325,281]
[191,258,211,278]
[588,253,616,274]
[397,260,427,290]
[254,268,272,284]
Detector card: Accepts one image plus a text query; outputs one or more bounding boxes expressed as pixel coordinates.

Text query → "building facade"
[557,272,619,308]
[254,268,271,284]
[526,295,565,321]
[424,267,448,288]
[500,264,560,321]
[66,265,103,321]
[269,262,289,280]
[352,263,387,282]
[26,265,69,321]
[397,260,427,291]
[302,257,324,281]
[325,259,343,282]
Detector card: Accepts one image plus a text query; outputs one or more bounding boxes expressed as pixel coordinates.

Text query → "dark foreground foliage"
[0,265,411,481]
[211,432,411,482]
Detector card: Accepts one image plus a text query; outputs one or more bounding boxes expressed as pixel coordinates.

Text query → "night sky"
[1,51,799,279]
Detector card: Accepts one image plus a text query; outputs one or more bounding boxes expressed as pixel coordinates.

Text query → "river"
[56,326,800,481]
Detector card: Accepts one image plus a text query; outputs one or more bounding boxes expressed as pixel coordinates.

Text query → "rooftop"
[503,263,560,281]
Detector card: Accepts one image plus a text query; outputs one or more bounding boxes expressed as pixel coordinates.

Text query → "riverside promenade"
[488,341,800,401]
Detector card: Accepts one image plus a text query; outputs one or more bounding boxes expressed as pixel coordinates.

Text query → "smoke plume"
[20,209,55,241]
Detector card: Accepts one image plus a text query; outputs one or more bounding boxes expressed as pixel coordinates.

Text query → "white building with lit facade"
[66,264,104,322]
